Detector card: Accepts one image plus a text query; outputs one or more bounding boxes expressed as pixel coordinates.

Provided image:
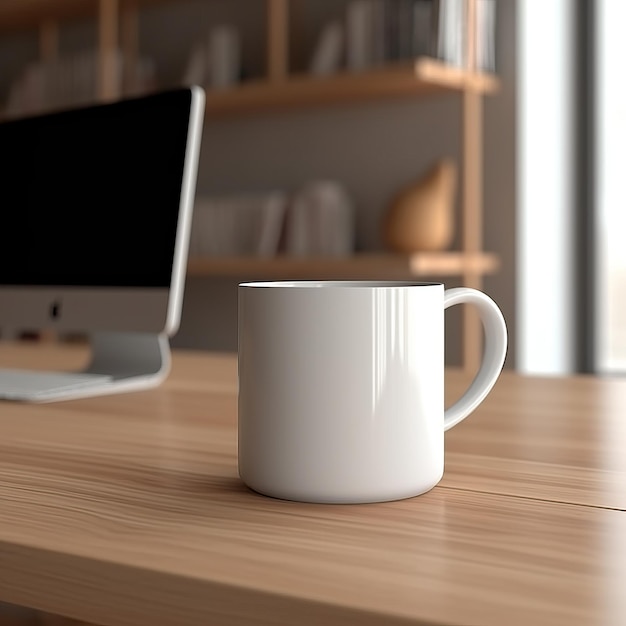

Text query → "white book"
[208,25,241,89]
[257,192,288,257]
[310,20,344,76]
[450,0,465,67]
[318,182,355,256]
[285,181,354,257]
[192,193,288,258]
[182,42,208,87]
[436,0,465,67]
[284,197,310,256]
[476,0,496,72]
[346,0,376,71]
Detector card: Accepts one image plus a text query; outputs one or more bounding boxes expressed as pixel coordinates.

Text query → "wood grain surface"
[442,370,626,510]
[0,342,625,626]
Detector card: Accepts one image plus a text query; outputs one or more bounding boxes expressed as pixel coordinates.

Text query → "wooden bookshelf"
[187,252,500,279]
[0,0,500,371]
[204,59,499,118]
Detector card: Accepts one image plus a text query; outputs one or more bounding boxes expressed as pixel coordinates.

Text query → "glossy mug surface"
[238,281,507,504]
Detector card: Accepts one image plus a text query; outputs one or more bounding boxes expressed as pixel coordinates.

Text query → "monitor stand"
[85,331,171,385]
[0,331,171,402]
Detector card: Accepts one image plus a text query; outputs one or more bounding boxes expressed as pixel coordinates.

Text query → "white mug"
[238,281,507,504]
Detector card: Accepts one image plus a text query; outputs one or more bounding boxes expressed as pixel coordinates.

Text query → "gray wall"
[0,0,516,368]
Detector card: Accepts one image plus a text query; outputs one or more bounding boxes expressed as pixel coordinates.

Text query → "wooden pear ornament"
[382,159,457,252]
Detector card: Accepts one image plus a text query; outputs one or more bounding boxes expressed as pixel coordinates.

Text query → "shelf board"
[414,57,500,93]
[204,59,499,118]
[186,252,500,280]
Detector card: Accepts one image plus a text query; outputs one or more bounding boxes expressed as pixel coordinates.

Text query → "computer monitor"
[0,85,205,401]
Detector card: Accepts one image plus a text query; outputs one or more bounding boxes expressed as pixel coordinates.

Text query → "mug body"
[238,281,445,504]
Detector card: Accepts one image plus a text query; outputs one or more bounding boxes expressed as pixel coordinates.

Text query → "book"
[434,0,465,67]
[182,42,207,86]
[476,0,496,71]
[310,19,345,76]
[346,0,376,71]
[431,0,496,71]
[190,193,287,257]
[284,181,355,257]
[257,192,289,257]
[208,25,241,89]
[412,0,434,58]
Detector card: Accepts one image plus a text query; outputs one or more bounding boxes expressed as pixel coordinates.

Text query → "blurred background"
[0,0,622,377]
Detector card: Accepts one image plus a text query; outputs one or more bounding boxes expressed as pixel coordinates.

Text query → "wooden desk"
[0,343,624,626]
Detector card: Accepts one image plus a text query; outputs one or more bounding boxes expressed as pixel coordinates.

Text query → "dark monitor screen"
[0,88,194,288]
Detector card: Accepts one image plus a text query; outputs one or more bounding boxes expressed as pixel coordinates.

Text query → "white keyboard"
[0,368,113,401]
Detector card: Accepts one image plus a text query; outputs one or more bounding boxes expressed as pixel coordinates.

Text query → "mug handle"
[443,287,508,432]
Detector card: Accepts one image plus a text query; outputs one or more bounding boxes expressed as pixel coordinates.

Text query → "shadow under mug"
[238,281,507,504]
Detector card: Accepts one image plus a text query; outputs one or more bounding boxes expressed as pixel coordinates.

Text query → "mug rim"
[239,281,444,289]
